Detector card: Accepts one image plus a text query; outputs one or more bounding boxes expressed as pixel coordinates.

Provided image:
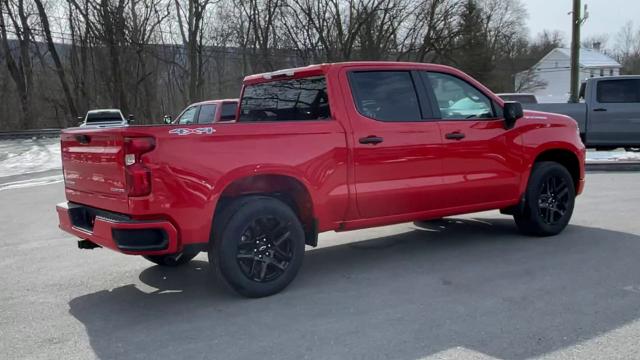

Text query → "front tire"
[209,196,305,298]
[514,161,576,236]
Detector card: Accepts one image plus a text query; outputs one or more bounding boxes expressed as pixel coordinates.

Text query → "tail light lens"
[124,137,155,197]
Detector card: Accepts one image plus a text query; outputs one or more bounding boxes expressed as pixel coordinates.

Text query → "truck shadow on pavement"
[69,218,640,360]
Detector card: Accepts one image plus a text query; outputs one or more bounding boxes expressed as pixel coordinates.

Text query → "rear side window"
[597,79,640,103]
[197,104,217,124]
[220,102,237,121]
[239,77,330,122]
[349,71,422,122]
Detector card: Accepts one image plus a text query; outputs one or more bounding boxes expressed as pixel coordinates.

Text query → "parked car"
[522,76,640,150]
[56,62,585,297]
[165,99,239,124]
[497,93,539,104]
[79,109,130,127]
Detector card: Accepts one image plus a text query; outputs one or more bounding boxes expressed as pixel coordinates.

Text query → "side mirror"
[163,115,173,124]
[77,116,84,126]
[128,114,135,124]
[503,101,523,130]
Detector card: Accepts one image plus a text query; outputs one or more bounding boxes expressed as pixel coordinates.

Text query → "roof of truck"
[243,61,464,84]
[190,99,238,107]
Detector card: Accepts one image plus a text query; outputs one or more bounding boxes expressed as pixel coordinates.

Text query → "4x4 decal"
[169,127,215,136]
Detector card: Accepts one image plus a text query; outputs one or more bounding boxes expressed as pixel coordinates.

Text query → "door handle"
[593,108,607,112]
[445,132,465,140]
[359,135,384,145]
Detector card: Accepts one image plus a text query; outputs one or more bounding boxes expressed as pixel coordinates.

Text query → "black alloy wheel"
[514,161,576,236]
[235,216,294,283]
[210,196,305,298]
[537,174,571,226]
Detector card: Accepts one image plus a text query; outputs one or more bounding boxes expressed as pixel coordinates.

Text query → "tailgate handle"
[75,134,91,144]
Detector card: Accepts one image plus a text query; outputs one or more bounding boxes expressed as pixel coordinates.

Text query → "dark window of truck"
[239,76,330,122]
[425,72,495,120]
[198,104,217,124]
[349,71,422,122]
[597,79,640,103]
[220,102,237,121]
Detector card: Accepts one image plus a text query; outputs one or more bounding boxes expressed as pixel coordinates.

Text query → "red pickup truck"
[57,62,586,297]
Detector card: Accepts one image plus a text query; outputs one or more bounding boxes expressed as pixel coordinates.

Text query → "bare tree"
[34,0,78,123]
[515,68,547,93]
[174,0,212,102]
[0,0,35,128]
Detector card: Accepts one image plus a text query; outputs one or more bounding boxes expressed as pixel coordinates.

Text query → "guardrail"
[0,129,62,139]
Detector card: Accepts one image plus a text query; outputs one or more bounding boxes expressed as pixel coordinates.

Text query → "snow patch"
[586,149,640,162]
[0,138,61,177]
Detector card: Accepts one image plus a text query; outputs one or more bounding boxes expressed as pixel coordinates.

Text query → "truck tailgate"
[61,130,128,212]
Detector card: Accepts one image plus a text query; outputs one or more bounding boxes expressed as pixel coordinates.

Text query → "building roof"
[555,48,621,68]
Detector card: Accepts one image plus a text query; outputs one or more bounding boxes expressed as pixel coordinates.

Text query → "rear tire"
[514,161,576,236]
[143,249,199,267]
[209,196,305,298]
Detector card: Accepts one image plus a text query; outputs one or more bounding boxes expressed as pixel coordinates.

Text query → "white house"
[515,47,622,103]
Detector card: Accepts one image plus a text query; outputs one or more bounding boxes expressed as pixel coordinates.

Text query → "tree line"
[0,0,639,130]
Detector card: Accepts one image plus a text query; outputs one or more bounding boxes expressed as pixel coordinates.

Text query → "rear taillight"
[124,137,155,197]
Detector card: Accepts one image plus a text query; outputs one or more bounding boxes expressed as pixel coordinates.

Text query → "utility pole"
[569,0,588,103]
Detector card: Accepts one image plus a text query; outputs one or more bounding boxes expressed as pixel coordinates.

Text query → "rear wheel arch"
[211,174,317,247]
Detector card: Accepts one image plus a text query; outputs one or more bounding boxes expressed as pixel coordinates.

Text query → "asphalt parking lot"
[2,172,640,360]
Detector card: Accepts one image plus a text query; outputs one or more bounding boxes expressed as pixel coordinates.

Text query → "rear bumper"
[56,202,179,255]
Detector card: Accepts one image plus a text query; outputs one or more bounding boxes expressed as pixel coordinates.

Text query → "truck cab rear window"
[239,76,330,122]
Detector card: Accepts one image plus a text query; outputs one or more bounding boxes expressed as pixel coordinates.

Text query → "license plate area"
[68,203,130,232]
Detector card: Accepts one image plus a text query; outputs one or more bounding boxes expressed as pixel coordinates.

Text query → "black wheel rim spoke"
[259,260,268,281]
[273,246,292,261]
[273,230,291,247]
[235,215,294,283]
[537,174,571,225]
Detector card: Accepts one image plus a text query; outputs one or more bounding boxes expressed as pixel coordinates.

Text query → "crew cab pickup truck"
[56,62,586,297]
[524,76,640,150]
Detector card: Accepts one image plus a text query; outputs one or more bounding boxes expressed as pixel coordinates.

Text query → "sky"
[525,0,639,46]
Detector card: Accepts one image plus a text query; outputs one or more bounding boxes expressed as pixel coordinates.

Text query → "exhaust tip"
[78,240,102,250]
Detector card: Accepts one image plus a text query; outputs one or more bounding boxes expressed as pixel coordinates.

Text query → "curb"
[586,161,640,172]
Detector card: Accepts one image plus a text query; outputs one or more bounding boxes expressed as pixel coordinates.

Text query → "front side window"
[177,106,198,124]
[239,77,330,122]
[425,72,494,120]
[220,102,237,121]
[197,104,217,124]
[597,79,640,103]
[349,71,422,122]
